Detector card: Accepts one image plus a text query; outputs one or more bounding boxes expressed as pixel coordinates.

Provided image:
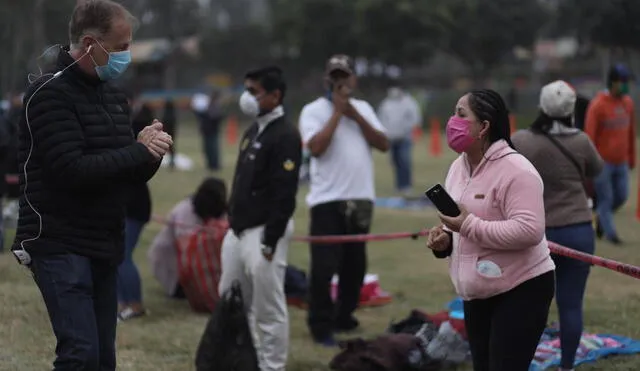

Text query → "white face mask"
[239,91,260,118]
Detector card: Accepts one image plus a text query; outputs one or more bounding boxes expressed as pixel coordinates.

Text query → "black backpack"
[195,281,260,371]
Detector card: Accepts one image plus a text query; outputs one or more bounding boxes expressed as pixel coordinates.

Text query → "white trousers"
[218,221,292,371]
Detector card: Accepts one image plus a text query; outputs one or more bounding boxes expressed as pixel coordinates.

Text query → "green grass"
[0,122,639,370]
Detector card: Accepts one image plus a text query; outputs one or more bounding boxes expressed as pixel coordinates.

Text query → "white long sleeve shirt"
[377,94,422,141]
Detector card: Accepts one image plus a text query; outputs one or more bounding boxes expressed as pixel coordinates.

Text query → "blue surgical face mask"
[92,41,131,81]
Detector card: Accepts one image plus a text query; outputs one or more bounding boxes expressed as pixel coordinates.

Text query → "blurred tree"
[436,0,546,83]
[0,0,76,93]
[119,0,202,39]
[550,0,640,79]
[200,24,275,79]
[551,0,640,49]
[119,0,203,89]
[271,0,360,73]
[354,0,447,67]
[561,0,640,50]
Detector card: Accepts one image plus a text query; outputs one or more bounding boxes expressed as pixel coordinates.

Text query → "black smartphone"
[425,184,461,217]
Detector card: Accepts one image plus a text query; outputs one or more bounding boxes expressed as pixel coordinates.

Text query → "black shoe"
[335,317,360,333]
[312,334,337,347]
[608,236,623,245]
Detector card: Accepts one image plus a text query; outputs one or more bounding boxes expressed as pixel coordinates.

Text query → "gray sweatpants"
[218,221,292,371]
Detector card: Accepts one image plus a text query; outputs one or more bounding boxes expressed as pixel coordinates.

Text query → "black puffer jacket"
[13,47,160,263]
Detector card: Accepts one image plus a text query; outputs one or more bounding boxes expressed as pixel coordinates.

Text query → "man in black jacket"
[13,1,173,370]
[219,66,301,371]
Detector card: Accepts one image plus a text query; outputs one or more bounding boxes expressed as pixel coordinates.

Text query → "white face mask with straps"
[238,91,260,118]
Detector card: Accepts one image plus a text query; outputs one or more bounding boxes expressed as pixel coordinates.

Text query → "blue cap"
[608,63,631,84]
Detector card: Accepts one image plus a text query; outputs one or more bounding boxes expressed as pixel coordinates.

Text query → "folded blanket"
[530,328,640,371]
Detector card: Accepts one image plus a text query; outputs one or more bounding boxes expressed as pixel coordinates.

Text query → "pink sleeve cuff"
[459,213,478,237]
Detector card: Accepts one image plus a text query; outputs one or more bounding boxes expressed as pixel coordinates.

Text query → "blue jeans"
[546,222,595,369]
[30,253,117,370]
[594,163,629,239]
[203,132,220,170]
[117,218,146,304]
[390,137,412,192]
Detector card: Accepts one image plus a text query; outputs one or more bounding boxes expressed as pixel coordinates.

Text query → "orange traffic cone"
[509,114,517,134]
[226,114,238,145]
[429,117,442,157]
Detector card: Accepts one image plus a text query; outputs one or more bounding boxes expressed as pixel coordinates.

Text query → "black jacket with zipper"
[228,114,301,249]
[13,46,160,263]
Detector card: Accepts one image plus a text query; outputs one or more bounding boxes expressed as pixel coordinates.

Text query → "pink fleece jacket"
[444,139,555,301]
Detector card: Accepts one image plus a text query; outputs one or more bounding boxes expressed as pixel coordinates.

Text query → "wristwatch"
[261,245,274,256]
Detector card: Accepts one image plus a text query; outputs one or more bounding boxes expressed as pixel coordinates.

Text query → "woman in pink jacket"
[426,89,556,371]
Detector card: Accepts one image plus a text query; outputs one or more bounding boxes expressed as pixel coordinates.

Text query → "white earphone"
[14,46,91,266]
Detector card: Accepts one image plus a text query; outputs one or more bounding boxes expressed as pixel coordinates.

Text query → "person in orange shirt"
[585,64,636,245]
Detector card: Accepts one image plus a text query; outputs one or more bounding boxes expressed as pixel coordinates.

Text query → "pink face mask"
[446,116,475,153]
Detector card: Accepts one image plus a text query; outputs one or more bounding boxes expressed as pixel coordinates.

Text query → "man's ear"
[272,90,282,105]
[80,35,94,52]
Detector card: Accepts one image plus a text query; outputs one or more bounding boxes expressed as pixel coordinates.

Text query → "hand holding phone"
[425,184,461,217]
[331,84,349,114]
[426,226,451,252]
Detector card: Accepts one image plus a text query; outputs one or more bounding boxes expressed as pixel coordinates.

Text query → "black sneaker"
[608,236,623,246]
[335,317,360,333]
[312,334,337,347]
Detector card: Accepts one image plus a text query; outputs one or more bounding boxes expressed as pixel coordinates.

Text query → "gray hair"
[68,0,137,48]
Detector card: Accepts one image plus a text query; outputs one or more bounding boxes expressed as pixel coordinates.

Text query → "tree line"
[1,0,639,92]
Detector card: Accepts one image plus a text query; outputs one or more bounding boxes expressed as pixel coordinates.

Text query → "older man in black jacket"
[12,1,172,370]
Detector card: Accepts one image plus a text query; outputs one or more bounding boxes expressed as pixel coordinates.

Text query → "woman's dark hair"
[530,111,573,134]
[467,89,515,149]
[192,177,227,221]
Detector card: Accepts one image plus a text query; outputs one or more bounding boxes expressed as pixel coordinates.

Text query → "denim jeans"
[547,222,595,369]
[390,137,412,192]
[30,253,118,370]
[594,162,629,239]
[203,132,221,171]
[117,218,146,304]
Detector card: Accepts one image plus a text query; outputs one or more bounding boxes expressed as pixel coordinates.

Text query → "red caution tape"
[151,215,640,279]
[151,216,429,242]
[292,230,428,243]
[548,242,640,280]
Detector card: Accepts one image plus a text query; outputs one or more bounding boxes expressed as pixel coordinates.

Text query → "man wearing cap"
[298,54,389,346]
[585,64,636,245]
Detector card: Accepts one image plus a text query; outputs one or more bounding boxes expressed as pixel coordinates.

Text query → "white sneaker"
[117,307,147,322]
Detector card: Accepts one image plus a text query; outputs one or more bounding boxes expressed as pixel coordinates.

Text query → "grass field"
[0,121,639,371]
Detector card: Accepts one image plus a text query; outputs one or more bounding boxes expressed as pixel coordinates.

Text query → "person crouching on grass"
[425,89,555,371]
